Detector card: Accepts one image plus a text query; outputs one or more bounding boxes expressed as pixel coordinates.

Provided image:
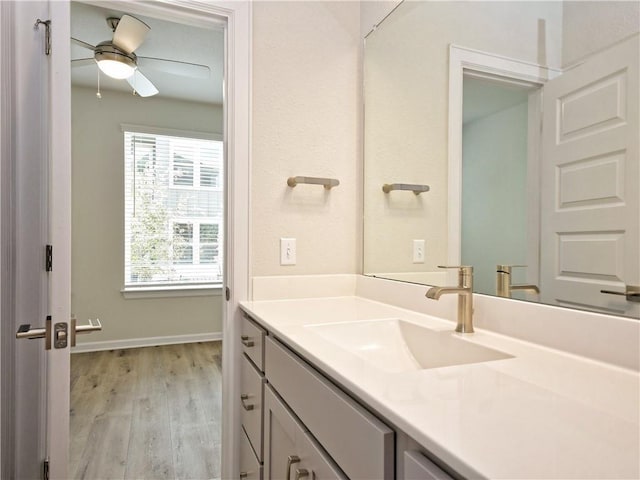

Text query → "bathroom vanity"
[237,275,640,480]
[238,312,450,480]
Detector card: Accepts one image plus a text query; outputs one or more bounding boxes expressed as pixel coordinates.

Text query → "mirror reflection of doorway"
[461,73,541,297]
[68,3,225,478]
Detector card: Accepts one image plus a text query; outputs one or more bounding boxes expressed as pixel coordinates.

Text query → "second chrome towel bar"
[382,183,430,195]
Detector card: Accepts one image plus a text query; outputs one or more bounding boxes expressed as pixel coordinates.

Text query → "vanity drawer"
[240,427,263,480]
[265,336,394,480]
[241,353,264,461]
[404,451,453,480]
[242,314,266,372]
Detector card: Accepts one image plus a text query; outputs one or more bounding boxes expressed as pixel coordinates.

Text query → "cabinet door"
[240,427,262,480]
[264,385,346,480]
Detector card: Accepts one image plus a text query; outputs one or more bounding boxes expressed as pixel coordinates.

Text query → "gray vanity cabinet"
[240,312,455,480]
[241,353,265,459]
[264,336,394,480]
[240,315,268,479]
[264,384,347,480]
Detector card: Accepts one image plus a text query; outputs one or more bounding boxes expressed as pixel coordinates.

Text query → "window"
[124,129,223,289]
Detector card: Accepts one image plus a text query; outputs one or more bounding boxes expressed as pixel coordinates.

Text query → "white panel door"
[540,34,639,317]
[47,1,72,478]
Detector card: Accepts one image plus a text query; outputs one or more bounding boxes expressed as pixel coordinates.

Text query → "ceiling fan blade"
[126,70,159,97]
[71,37,96,50]
[138,57,211,79]
[71,58,96,68]
[112,14,150,54]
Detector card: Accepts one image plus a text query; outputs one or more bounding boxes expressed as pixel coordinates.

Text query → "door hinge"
[42,458,49,480]
[225,287,230,301]
[45,245,53,272]
[34,19,51,56]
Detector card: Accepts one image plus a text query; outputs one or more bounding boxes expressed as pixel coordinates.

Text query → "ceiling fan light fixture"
[97,58,136,79]
[95,42,137,79]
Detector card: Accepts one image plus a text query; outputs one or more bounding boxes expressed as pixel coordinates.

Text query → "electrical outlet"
[280,238,296,265]
[413,239,425,263]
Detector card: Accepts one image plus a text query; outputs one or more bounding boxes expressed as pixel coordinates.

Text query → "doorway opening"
[68,2,226,478]
[460,72,541,297]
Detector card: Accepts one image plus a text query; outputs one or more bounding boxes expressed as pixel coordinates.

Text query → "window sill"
[121,284,223,299]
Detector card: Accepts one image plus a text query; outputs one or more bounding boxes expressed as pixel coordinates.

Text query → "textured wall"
[71,87,223,344]
[362,1,563,275]
[251,1,361,277]
[562,1,640,66]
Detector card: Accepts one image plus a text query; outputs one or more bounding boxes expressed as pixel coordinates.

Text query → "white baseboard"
[71,332,223,354]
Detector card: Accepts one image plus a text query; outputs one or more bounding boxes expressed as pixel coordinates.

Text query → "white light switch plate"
[280,238,296,265]
[413,239,425,263]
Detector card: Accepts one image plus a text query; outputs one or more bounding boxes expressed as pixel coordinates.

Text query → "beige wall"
[71,87,223,344]
[362,1,563,274]
[251,1,361,277]
[562,1,640,66]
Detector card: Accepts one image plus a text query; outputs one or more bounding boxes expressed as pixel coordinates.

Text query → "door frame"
[0,2,15,477]
[4,1,251,478]
[447,45,559,284]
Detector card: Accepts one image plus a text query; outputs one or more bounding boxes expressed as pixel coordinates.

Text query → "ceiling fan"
[71,14,210,97]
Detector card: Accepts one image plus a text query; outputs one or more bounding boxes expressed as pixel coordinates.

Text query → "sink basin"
[306,319,513,373]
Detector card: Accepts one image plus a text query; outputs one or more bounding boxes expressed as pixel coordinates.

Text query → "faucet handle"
[438,266,473,288]
[496,264,527,273]
[437,265,473,273]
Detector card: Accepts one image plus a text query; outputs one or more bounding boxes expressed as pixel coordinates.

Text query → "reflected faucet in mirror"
[426,266,474,333]
[496,265,540,298]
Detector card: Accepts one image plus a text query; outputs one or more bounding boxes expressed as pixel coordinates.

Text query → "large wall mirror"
[363,1,639,318]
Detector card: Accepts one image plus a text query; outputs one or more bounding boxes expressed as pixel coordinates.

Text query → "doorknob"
[600,285,640,302]
[70,317,102,347]
[16,316,52,349]
[16,316,102,349]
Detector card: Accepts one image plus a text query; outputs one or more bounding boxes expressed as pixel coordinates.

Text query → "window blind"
[124,131,224,288]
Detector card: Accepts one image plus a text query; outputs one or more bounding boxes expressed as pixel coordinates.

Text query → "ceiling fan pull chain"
[96,69,102,99]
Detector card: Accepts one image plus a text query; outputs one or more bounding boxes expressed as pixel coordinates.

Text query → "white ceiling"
[70,2,224,105]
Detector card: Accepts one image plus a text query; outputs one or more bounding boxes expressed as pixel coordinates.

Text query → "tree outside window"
[124,130,223,288]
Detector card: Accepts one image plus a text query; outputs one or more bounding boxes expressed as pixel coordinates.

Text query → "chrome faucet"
[496,265,539,298]
[426,266,474,333]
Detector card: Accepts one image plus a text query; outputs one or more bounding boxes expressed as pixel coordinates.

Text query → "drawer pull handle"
[240,394,254,411]
[286,455,300,480]
[239,473,248,479]
[241,335,255,347]
[295,468,309,480]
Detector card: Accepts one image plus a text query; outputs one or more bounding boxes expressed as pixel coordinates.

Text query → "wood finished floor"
[70,342,222,480]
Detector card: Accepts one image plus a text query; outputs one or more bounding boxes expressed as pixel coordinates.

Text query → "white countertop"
[240,296,640,480]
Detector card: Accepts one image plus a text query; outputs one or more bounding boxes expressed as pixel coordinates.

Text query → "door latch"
[53,322,68,348]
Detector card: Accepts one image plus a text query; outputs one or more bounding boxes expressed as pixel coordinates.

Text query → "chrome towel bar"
[287,176,340,190]
[382,183,430,195]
